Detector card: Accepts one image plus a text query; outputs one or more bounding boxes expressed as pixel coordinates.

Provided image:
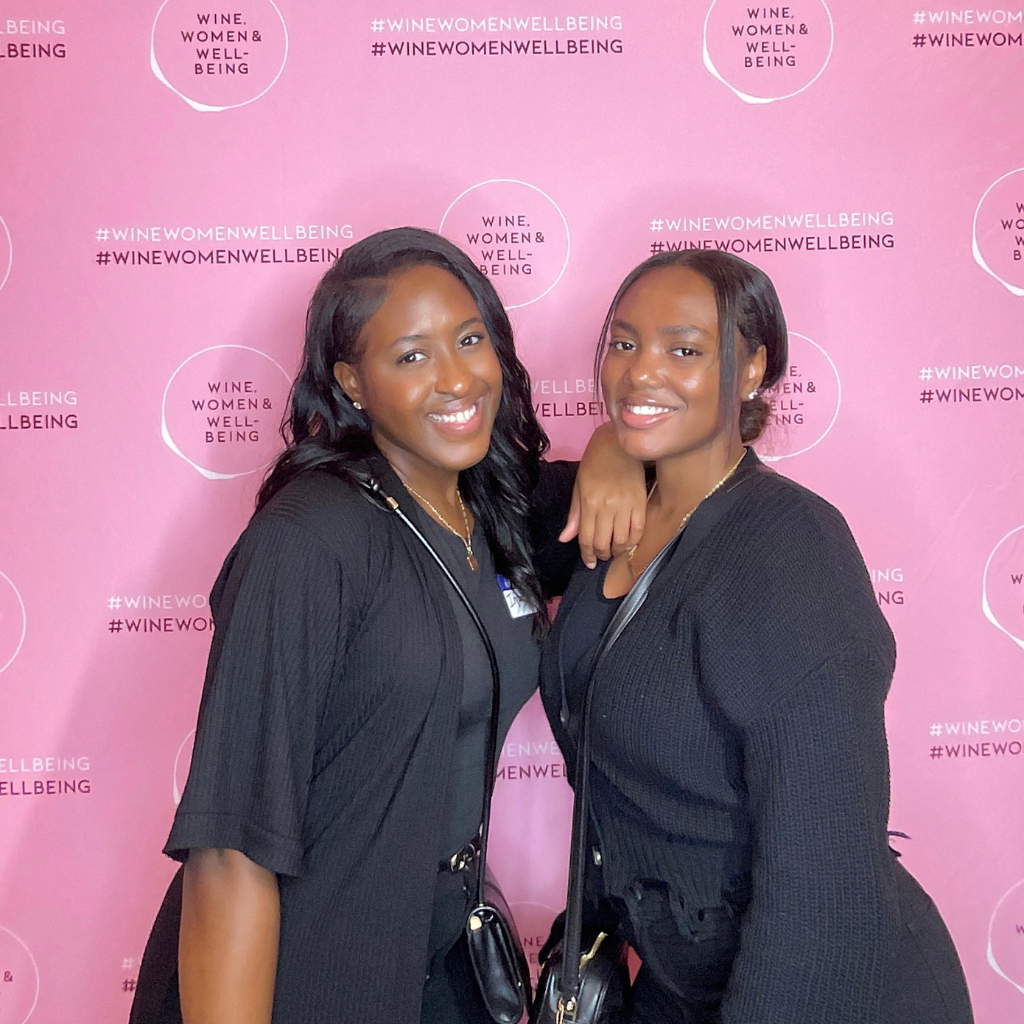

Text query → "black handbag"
[363,477,532,1024]
[531,535,682,1024]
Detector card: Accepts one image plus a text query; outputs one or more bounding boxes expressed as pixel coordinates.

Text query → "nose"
[624,342,663,389]
[434,343,473,397]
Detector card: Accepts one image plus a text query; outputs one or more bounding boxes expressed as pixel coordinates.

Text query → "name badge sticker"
[497,574,534,619]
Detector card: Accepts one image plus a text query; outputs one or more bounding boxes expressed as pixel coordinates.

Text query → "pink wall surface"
[1,1,1023,1020]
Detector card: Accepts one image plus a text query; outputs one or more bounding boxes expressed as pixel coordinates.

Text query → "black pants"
[419,860,493,1024]
[624,861,973,1024]
[623,883,740,1024]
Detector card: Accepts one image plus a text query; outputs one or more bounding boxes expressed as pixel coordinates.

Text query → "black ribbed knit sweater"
[164,456,554,1024]
[540,451,902,1024]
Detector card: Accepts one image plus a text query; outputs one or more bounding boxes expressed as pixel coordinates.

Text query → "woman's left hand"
[560,421,647,568]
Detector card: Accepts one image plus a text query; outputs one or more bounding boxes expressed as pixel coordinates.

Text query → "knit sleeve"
[720,644,900,1024]
[529,458,580,598]
[164,514,345,877]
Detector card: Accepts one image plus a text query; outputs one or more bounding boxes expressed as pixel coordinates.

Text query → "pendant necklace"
[404,483,479,571]
[627,451,747,582]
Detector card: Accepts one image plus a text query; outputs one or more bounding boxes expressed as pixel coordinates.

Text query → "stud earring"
[748,391,757,400]
[353,401,362,410]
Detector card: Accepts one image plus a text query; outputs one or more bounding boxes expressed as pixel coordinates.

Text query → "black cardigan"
[540,450,902,1024]
[161,457,564,1024]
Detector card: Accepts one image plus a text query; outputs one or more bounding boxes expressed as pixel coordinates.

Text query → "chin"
[615,425,669,462]
[435,440,492,473]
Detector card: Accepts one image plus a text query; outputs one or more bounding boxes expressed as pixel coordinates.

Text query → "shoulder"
[251,469,382,560]
[683,465,895,712]
[741,465,850,532]
[211,472,385,607]
[724,466,866,580]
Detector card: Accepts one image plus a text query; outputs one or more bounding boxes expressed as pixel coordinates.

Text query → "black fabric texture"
[559,559,622,688]
[421,933,495,1024]
[159,457,567,1024]
[540,448,973,1024]
[409,508,538,854]
[528,458,581,599]
[128,866,183,1024]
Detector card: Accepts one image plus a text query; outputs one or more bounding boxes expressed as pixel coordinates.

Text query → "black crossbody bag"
[362,477,532,1024]
[530,533,681,1024]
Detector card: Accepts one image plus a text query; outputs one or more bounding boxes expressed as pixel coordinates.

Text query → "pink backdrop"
[2,1,1023,1020]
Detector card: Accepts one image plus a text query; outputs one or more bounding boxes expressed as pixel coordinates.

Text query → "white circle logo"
[0,926,40,1024]
[973,168,1024,297]
[754,332,841,461]
[440,179,570,309]
[151,0,288,112]
[161,344,292,480]
[0,214,12,294]
[988,877,1024,993]
[173,729,196,805]
[982,524,1024,651]
[703,0,834,104]
[0,571,27,675]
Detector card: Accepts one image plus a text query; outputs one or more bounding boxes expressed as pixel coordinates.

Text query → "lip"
[617,397,679,430]
[426,398,486,436]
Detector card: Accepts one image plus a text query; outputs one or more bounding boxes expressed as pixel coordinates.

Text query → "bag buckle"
[579,930,607,971]
[555,996,577,1024]
[449,844,476,873]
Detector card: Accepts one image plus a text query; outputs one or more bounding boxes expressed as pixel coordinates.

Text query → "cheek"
[600,359,622,399]
[364,367,431,418]
[476,346,504,391]
[676,367,719,402]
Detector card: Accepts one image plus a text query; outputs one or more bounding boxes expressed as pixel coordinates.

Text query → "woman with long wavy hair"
[132,227,643,1024]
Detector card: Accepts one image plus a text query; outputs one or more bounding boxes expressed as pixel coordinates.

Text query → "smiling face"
[333,263,503,485]
[601,265,764,462]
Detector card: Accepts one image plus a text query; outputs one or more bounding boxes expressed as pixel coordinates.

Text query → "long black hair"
[595,249,788,442]
[257,227,551,617]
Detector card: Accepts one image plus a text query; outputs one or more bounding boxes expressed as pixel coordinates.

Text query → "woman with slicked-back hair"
[129,227,646,1024]
[539,250,974,1024]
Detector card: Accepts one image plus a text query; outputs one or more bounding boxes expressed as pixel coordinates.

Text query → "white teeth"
[626,404,672,416]
[430,403,478,424]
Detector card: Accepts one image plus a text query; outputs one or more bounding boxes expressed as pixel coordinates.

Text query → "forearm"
[722,662,898,1023]
[179,848,281,1024]
[563,421,647,568]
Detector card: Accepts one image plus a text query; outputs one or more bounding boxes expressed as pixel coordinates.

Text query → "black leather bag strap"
[359,476,502,905]
[559,533,681,1005]
[558,456,764,1007]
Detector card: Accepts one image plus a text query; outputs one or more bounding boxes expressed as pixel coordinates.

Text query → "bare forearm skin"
[179,848,280,1024]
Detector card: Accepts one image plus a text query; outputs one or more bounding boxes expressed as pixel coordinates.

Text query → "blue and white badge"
[497,574,534,619]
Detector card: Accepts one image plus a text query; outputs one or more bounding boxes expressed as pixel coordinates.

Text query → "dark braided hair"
[257,227,550,620]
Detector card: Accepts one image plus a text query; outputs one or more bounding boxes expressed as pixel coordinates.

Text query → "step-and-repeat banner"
[1,1,1023,1020]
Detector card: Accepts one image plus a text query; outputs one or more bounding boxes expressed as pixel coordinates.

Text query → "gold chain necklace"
[627,451,747,581]
[404,484,479,571]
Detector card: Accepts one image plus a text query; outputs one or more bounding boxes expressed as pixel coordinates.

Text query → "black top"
[540,450,903,1024]
[164,458,566,1024]
[410,507,538,855]
[559,560,622,696]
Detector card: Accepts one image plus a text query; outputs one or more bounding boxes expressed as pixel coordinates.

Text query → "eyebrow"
[659,324,706,338]
[391,317,485,347]
[610,319,707,338]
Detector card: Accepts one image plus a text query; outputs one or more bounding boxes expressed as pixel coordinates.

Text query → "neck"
[375,433,460,508]
[651,434,746,520]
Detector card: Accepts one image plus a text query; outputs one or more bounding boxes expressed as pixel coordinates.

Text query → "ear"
[741,344,767,399]
[333,361,363,409]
